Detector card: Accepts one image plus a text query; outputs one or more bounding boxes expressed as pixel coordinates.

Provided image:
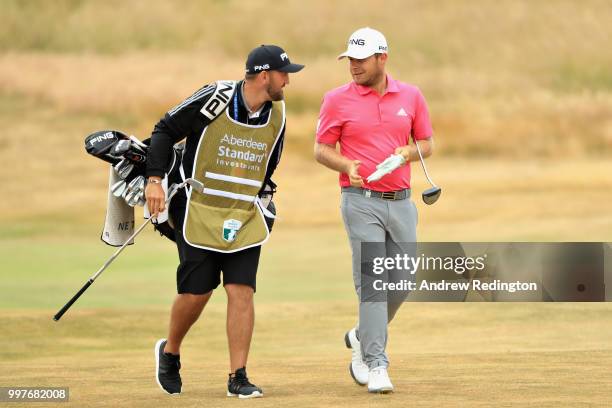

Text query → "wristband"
[148,178,162,184]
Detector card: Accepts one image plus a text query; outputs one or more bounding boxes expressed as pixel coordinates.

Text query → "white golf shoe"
[367,366,393,393]
[344,328,369,385]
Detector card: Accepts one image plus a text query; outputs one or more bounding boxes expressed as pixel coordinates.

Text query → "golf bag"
[84,130,276,243]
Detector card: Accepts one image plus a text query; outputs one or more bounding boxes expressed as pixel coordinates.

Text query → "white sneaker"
[344,328,369,385]
[367,366,393,393]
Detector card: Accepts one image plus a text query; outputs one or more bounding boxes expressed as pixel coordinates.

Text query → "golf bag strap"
[178,80,238,195]
[199,80,238,121]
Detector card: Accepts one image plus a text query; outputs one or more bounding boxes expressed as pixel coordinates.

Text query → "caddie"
[314,27,434,393]
[145,45,303,398]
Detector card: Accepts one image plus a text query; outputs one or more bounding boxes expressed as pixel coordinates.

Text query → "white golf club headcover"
[367,154,406,182]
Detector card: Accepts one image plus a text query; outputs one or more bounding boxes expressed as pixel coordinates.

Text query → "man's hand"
[347,160,364,187]
[394,138,434,163]
[367,154,406,183]
[376,154,405,170]
[315,143,364,187]
[394,146,411,163]
[145,178,165,218]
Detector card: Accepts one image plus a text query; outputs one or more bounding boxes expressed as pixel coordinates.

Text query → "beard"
[355,69,384,88]
[266,83,285,101]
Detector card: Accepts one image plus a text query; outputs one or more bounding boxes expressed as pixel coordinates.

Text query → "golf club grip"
[53,279,93,321]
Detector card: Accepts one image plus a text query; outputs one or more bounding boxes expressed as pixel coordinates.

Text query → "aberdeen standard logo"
[222,219,243,242]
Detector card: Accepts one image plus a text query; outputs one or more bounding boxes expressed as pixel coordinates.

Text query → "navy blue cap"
[245,45,304,74]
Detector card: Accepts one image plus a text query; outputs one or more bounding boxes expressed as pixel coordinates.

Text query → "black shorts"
[170,197,260,294]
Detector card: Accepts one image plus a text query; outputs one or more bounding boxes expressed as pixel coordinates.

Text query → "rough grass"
[1,61,611,236]
[1,1,612,158]
[1,0,611,67]
[3,152,612,241]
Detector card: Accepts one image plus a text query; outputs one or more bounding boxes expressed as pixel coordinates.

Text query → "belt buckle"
[381,191,396,200]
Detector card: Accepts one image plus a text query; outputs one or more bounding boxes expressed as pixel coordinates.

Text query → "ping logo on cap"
[338,28,388,60]
[245,44,304,74]
[254,64,270,71]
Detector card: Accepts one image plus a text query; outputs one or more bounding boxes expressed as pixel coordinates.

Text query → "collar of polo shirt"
[353,74,401,95]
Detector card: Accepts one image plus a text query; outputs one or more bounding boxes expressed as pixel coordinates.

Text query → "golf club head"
[125,190,139,207]
[111,180,127,197]
[113,158,126,171]
[110,139,131,157]
[126,176,145,193]
[121,185,130,199]
[129,141,147,154]
[185,178,205,193]
[136,191,146,207]
[422,186,442,205]
[123,145,147,164]
[84,130,130,164]
[119,162,134,180]
[128,186,145,207]
[113,159,135,180]
[124,177,140,207]
[129,135,148,150]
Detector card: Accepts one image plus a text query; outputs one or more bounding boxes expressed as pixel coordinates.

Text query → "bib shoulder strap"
[199,80,238,121]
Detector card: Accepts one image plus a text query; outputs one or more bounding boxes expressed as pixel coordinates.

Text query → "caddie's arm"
[394,137,434,163]
[145,121,181,218]
[314,142,364,187]
[145,94,201,217]
[145,176,165,218]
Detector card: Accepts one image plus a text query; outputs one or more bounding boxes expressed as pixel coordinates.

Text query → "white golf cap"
[337,27,388,60]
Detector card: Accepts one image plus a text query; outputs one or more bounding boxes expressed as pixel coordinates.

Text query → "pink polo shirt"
[316,74,433,191]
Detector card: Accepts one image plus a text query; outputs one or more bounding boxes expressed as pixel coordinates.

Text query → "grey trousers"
[341,190,418,369]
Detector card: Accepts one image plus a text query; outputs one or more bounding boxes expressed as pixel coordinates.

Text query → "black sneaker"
[227,367,263,398]
[154,338,182,394]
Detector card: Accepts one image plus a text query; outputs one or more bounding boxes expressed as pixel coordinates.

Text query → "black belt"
[341,187,411,200]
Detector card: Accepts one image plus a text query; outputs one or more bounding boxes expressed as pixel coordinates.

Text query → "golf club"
[412,134,441,205]
[119,162,134,180]
[124,176,145,206]
[53,178,196,321]
[84,130,130,165]
[135,190,146,207]
[125,190,138,207]
[123,145,147,164]
[113,158,126,172]
[111,179,127,197]
[110,138,147,164]
[110,139,131,158]
[129,135,148,150]
[114,159,135,180]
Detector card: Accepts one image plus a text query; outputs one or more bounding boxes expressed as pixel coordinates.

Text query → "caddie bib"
[183,85,285,253]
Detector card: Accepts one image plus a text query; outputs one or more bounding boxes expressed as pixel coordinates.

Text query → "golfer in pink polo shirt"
[315,27,435,393]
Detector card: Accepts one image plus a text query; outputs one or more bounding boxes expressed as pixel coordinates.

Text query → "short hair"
[244,72,261,81]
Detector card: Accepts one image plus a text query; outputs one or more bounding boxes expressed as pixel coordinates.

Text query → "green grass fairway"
[1,226,611,407]
[2,305,611,407]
